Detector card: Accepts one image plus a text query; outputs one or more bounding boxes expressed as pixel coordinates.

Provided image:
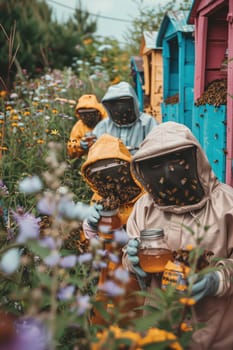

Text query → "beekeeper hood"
[81,134,143,205]
[131,122,218,214]
[75,94,107,128]
[101,81,140,127]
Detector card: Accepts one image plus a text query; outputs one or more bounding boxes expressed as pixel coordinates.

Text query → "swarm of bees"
[195,79,227,107]
[164,93,179,105]
[173,249,214,271]
[85,158,141,206]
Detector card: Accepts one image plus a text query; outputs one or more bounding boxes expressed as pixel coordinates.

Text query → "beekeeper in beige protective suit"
[122,121,233,350]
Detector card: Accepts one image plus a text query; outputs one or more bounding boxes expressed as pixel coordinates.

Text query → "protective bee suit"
[81,134,145,325]
[122,122,233,350]
[67,94,107,158]
[92,81,158,155]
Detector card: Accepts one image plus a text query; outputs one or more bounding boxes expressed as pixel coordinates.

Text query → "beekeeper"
[122,121,233,350]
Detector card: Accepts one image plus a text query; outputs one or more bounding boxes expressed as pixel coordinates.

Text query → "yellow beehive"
[140,31,163,123]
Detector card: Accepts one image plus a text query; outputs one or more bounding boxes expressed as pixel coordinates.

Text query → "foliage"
[124,0,193,54]
[0,0,132,92]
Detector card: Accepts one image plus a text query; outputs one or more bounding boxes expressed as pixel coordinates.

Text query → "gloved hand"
[80,140,89,150]
[126,238,147,278]
[86,203,103,228]
[189,271,219,302]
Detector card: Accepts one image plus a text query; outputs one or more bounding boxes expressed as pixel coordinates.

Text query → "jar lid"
[140,228,164,239]
[99,208,119,217]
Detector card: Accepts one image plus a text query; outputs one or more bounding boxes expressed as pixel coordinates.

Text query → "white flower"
[19,175,43,194]
[0,248,20,274]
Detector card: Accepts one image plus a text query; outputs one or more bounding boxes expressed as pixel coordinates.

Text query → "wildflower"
[10,92,18,99]
[12,210,41,243]
[83,38,93,45]
[185,244,193,251]
[60,254,77,268]
[19,175,43,194]
[114,229,129,244]
[23,111,31,116]
[37,195,56,216]
[179,297,196,306]
[77,252,92,263]
[5,105,12,110]
[0,146,8,150]
[37,139,45,144]
[11,122,18,127]
[114,267,130,283]
[40,236,58,250]
[44,251,60,267]
[0,248,20,274]
[180,322,193,332]
[52,108,58,114]
[13,317,51,350]
[50,129,60,136]
[139,328,183,350]
[57,285,75,300]
[0,120,4,124]
[99,280,125,297]
[0,90,7,98]
[77,295,91,315]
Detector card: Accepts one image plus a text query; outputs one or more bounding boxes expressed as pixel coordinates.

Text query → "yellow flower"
[51,129,60,136]
[0,120,4,124]
[11,122,18,127]
[45,103,50,109]
[83,38,93,45]
[180,322,193,332]
[0,90,7,98]
[91,325,141,350]
[139,328,183,350]
[37,139,45,144]
[5,105,12,110]
[52,108,58,114]
[179,297,196,306]
[23,111,31,116]
[32,102,38,106]
[11,115,19,120]
[111,76,120,85]
[0,146,8,151]
[185,244,193,251]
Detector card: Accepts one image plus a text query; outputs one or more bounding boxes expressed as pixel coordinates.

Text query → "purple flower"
[37,196,56,216]
[57,285,75,300]
[114,229,129,244]
[98,281,125,297]
[77,253,92,264]
[76,295,90,315]
[114,267,130,284]
[12,317,50,350]
[92,261,107,269]
[59,255,77,268]
[12,211,40,243]
[44,251,60,266]
[108,252,119,264]
[39,236,58,250]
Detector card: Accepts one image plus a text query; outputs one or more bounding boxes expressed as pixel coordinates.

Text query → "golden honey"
[138,248,173,273]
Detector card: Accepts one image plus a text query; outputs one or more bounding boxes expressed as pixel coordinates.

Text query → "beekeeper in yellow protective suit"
[81,134,145,325]
[67,94,107,158]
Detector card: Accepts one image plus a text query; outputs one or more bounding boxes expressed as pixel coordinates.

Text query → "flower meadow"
[0,69,210,350]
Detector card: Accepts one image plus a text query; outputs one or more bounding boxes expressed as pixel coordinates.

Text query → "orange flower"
[23,111,31,116]
[52,108,58,114]
[179,297,196,306]
[139,328,183,350]
[11,122,18,127]
[0,120,4,124]
[37,139,45,144]
[0,146,8,151]
[83,38,93,45]
[180,322,193,332]
[0,90,7,98]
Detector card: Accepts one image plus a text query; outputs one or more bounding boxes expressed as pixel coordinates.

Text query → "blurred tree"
[124,0,193,54]
[0,0,53,90]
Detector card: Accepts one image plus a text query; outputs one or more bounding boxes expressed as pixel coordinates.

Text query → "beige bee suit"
[122,121,233,350]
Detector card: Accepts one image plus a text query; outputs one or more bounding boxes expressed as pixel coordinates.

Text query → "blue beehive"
[130,56,144,112]
[157,10,195,130]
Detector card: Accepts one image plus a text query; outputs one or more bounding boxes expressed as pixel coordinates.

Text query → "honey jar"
[161,260,190,293]
[138,229,173,273]
[97,208,122,243]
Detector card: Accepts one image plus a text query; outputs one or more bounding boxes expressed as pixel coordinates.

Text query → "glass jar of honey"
[97,208,122,243]
[138,229,173,273]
